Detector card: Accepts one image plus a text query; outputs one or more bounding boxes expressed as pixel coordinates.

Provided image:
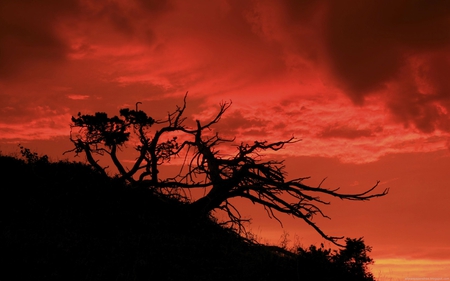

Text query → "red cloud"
[321,0,450,132]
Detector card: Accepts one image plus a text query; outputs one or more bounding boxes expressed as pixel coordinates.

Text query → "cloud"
[323,0,450,98]
[317,124,381,139]
[0,113,72,140]
[1,0,450,162]
[0,0,82,79]
[321,0,450,132]
[385,53,450,133]
[67,95,90,100]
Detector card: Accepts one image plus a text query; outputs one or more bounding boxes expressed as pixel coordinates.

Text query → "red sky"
[1,0,450,279]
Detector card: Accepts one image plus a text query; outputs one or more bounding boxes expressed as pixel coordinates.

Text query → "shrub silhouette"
[296,238,374,280]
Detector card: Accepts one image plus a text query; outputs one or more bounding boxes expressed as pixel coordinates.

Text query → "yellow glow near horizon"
[372,258,450,281]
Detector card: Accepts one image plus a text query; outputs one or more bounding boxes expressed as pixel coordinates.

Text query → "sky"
[1,0,450,279]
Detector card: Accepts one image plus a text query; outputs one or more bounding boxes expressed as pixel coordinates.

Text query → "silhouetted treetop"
[65,93,388,246]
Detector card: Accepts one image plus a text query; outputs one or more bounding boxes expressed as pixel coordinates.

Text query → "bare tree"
[65,94,388,246]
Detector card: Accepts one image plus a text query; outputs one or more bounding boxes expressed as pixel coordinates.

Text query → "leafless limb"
[65,94,388,246]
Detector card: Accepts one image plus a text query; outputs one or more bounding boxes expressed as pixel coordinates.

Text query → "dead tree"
[65,94,388,246]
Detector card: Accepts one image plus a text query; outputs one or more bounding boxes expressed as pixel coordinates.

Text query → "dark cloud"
[0,0,81,79]
[98,2,137,36]
[215,110,267,136]
[387,55,450,133]
[79,0,172,43]
[136,0,173,14]
[316,0,450,132]
[324,0,450,101]
[282,0,322,24]
[0,0,173,80]
[317,124,381,139]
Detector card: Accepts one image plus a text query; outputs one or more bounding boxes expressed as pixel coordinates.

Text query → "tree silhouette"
[65,94,388,246]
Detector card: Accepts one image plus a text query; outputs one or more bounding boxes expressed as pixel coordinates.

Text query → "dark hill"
[0,155,375,281]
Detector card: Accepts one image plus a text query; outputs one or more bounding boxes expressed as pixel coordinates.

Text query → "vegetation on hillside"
[1,149,376,280]
[65,95,388,246]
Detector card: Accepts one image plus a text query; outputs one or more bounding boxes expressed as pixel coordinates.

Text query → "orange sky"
[1,1,450,279]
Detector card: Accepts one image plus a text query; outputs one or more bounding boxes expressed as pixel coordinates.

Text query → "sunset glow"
[1,0,450,279]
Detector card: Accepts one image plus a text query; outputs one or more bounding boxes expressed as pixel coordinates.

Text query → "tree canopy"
[65,94,388,246]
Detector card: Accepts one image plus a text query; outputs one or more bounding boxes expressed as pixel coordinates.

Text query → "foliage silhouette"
[19,144,49,164]
[1,153,377,280]
[65,94,388,246]
[295,238,374,281]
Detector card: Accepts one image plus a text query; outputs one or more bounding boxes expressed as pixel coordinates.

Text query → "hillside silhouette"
[1,152,376,280]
